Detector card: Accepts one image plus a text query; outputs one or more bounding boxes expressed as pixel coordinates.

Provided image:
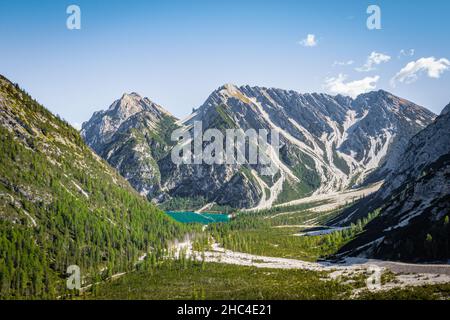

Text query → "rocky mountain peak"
[441,102,450,115]
[222,83,239,92]
[126,91,141,98]
[81,92,175,151]
[109,92,147,119]
[108,92,171,119]
[215,83,244,100]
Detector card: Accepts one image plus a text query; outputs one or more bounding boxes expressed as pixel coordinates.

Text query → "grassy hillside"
[0,75,192,299]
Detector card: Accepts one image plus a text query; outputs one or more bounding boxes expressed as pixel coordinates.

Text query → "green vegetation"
[89,260,353,300]
[238,166,258,187]
[332,146,350,175]
[421,214,450,261]
[357,283,450,300]
[274,180,306,204]
[214,104,237,129]
[89,258,450,300]
[160,196,208,211]
[251,200,331,216]
[138,114,180,161]
[209,203,235,214]
[157,115,181,148]
[212,225,348,261]
[276,147,321,204]
[0,77,193,299]
[209,207,380,261]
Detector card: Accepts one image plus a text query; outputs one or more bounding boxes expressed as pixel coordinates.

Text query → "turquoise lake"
[166,211,230,224]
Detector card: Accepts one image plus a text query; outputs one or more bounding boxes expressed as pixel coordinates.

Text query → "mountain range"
[82,84,436,209]
[336,103,450,261]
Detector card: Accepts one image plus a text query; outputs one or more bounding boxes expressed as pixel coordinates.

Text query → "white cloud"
[333,60,354,67]
[390,57,450,87]
[324,74,380,98]
[72,122,82,130]
[299,34,317,47]
[398,49,415,58]
[356,51,391,72]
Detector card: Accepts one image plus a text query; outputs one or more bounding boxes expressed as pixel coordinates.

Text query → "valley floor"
[89,256,450,300]
[169,238,450,294]
[85,236,450,300]
[87,184,449,300]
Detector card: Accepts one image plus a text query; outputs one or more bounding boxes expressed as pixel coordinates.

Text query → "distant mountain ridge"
[336,103,450,262]
[82,84,435,209]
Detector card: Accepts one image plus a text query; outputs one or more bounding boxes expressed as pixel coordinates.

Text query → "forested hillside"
[0,75,190,298]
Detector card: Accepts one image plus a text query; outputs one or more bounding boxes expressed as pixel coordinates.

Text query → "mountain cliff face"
[81,93,179,198]
[82,84,435,209]
[337,103,450,262]
[0,75,187,298]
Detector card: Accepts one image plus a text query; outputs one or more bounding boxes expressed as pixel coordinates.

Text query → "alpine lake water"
[166,211,231,225]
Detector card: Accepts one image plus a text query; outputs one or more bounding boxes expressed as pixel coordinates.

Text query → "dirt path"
[169,238,450,292]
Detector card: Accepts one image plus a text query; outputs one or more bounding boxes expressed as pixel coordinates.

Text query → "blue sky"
[1,0,449,127]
